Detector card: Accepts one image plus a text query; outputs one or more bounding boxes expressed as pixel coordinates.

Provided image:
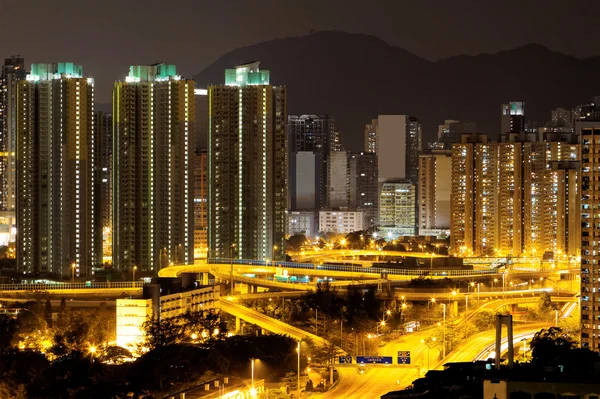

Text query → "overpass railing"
[209,258,498,277]
[0,281,144,291]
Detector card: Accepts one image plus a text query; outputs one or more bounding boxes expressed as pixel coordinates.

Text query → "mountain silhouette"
[194,31,600,152]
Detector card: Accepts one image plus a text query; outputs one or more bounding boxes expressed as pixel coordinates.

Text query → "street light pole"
[442,304,446,358]
[230,244,235,294]
[71,263,76,283]
[133,266,137,286]
[297,341,301,396]
[251,358,255,389]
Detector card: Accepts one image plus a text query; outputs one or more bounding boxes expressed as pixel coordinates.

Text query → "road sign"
[339,355,352,364]
[397,351,411,364]
[356,356,393,364]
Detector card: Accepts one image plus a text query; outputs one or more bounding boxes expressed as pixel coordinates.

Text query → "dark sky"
[2,0,597,103]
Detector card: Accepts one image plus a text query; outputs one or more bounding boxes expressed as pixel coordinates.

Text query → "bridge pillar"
[261,328,266,335]
[202,272,209,285]
[511,304,518,313]
[450,301,458,317]
[495,314,514,370]
[247,284,253,294]
[235,316,241,333]
[253,285,258,293]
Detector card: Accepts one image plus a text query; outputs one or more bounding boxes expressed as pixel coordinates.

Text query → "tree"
[538,292,555,312]
[44,299,53,329]
[530,327,575,365]
[473,310,497,332]
[98,346,132,364]
[56,297,68,330]
[279,371,298,389]
[286,234,306,252]
[0,315,18,352]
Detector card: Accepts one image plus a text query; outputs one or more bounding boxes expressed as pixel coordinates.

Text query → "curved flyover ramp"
[220,297,330,347]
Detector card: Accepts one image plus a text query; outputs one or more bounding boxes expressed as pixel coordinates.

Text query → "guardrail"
[0,281,144,291]
[210,258,499,277]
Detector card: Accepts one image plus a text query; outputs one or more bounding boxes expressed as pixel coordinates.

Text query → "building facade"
[193,149,208,258]
[16,63,101,275]
[328,151,349,208]
[348,152,378,228]
[418,151,451,236]
[113,64,195,271]
[318,209,364,235]
[287,210,317,237]
[379,181,417,237]
[450,131,580,258]
[94,111,112,261]
[450,134,498,256]
[208,62,287,260]
[289,151,321,211]
[579,101,600,350]
[364,118,378,153]
[0,57,25,246]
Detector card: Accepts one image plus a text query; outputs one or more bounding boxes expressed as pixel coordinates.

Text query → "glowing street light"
[71,263,76,283]
[133,266,137,284]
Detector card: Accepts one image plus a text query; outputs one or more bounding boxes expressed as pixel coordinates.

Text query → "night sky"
[3,0,598,104]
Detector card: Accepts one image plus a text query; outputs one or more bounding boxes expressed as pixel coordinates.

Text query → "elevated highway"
[219,297,331,347]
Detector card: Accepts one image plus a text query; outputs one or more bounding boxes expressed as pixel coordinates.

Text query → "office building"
[372,115,422,184]
[501,101,526,135]
[113,64,195,271]
[116,275,220,349]
[94,111,112,260]
[193,149,208,258]
[379,181,417,237]
[288,114,340,209]
[364,119,378,153]
[208,62,287,260]
[436,119,477,150]
[418,151,451,236]
[348,152,378,228]
[287,210,317,237]
[289,151,321,211]
[578,100,600,350]
[319,208,364,235]
[328,151,349,208]
[17,63,101,275]
[551,107,574,128]
[0,57,25,246]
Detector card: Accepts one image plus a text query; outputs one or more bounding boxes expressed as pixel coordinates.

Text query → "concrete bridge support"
[235,316,241,333]
[201,272,209,285]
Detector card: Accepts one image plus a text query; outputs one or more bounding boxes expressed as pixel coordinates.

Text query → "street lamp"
[230,244,236,294]
[133,266,137,284]
[441,303,446,358]
[429,297,436,308]
[492,278,498,291]
[273,245,278,260]
[251,358,255,389]
[71,263,76,284]
[297,341,301,396]
[377,320,385,335]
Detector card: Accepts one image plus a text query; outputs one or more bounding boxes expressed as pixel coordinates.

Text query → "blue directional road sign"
[339,355,352,364]
[397,351,411,364]
[356,356,393,364]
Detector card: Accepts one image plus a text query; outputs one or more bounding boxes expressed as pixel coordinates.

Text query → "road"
[443,322,551,364]
[0,297,115,308]
[219,298,331,347]
[313,366,416,399]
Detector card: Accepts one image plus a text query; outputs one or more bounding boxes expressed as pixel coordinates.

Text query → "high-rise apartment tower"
[17,63,101,276]
[113,64,195,271]
[208,62,287,260]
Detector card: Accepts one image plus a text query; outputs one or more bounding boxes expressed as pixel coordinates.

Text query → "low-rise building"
[318,208,364,234]
[287,211,318,237]
[116,274,220,349]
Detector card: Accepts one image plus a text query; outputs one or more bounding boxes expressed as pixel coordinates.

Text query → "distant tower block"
[495,314,514,370]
